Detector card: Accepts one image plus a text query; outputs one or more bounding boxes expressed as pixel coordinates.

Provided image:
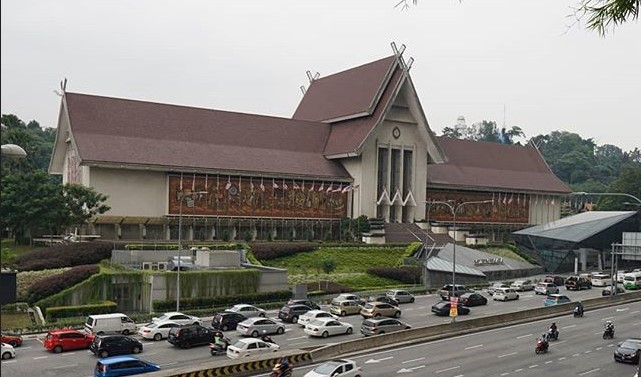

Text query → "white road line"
[159,362,178,366]
[558,357,567,361]
[464,344,483,350]
[517,334,532,339]
[33,356,48,360]
[562,324,576,329]
[1,360,17,364]
[579,368,600,375]
[62,352,76,356]
[592,332,601,335]
[584,350,591,354]
[500,373,510,376]
[545,361,553,364]
[631,310,640,314]
[528,364,538,368]
[572,353,580,357]
[53,364,78,369]
[402,357,425,364]
[607,344,615,347]
[514,368,523,372]
[498,352,517,358]
[286,336,306,340]
[550,340,567,347]
[616,308,629,312]
[633,322,641,326]
[601,316,613,320]
[596,347,603,350]
[435,366,460,373]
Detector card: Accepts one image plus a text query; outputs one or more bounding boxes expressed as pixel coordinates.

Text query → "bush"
[46,301,117,321]
[14,241,124,271]
[16,268,71,301]
[367,266,422,285]
[250,242,316,260]
[26,265,100,304]
[153,290,292,312]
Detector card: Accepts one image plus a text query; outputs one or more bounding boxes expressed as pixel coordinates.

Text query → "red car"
[1,333,23,347]
[43,329,94,353]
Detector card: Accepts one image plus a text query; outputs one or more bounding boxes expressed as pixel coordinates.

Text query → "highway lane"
[282,301,641,377]
[0,287,620,377]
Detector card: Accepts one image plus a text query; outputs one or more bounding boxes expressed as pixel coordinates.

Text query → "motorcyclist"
[213,332,227,351]
[604,320,615,334]
[537,333,549,350]
[270,357,292,377]
[576,301,584,315]
[548,322,558,340]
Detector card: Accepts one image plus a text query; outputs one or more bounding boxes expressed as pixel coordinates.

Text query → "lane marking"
[584,350,591,354]
[514,368,523,372]
[62,352,76,356]
[558,357,567,361]
[528,364,538,368]
[545,361,553,364]
[596,347,603,350]
[53,364,78,369]
[616,308,629,312]
[572,353,580,357]
[403,357,425,363]
[159,362,178,366]
[500,373,510,376]
[517,334,532,339]
[1,360,17,364]
[579,368,600,376]
[631,310,640,314]
[498,352,517,358]
[435,366,460,373]
[33,356,48,360]
[561,324,576,329]
[464,344,483,350]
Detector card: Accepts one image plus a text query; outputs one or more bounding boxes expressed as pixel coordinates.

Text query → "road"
[0,287,628,377]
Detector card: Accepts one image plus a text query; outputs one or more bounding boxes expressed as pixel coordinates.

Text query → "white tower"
[454,116,467,135]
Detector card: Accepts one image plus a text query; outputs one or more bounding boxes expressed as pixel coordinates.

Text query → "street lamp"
[571,191,641,205]
[426,199,494,321]
[1,144,27,159]
[176,190,207,312]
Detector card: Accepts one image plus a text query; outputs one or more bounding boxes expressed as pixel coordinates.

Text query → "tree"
[62,184,111,230]
[441,126,462,139]
[596,165,641,210]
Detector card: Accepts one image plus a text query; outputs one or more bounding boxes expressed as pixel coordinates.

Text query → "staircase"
[383,222,454,245]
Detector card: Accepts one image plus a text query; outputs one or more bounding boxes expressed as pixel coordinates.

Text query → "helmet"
[606,320,612,325]
[551,322,556,326]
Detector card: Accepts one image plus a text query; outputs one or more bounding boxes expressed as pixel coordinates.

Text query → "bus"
[591,273,611,287]
[623,271,641,290]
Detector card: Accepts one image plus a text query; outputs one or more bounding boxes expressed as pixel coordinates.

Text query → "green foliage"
[46,301,118,321]
[16,268,71,301]
[27,265,100,304]
[367,266,422,284]
[61,184,111,229]
[124,243,241,251]
[250,242,316,260]
[320,259,336,274]
[405,242,423,257]
[15,242,115,271]
[1,248,16,269]
[153,290,291,312]
[575,0,640,36]
[597,165,641,210]
[1,114,55,175]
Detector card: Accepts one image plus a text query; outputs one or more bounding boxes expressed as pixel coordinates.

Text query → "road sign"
[449,296,458,317]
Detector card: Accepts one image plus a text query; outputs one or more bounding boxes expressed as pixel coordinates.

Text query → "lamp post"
[176,190,207,312]
[1,144,27,159]
[571,191,641,205]
[426,199,493,321]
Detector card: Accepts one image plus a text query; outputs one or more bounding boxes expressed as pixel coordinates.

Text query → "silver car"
[386,289,415,304]
[236,317,285,338]
[225,304,266,319]
[360,318,411,336]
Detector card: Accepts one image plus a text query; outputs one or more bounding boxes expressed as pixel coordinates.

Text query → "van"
[167,256,195,271]
[85,313,137,336]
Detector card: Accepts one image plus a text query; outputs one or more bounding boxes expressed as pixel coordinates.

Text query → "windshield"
[231,340,246,349]
[314,363,340,374]
[621,341,641,349]
[145,322,158,328]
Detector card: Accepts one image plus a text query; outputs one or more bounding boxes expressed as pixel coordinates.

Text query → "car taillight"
[143,329,150,333]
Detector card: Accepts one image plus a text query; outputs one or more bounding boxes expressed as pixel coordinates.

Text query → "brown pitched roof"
[292,56,397,122]
[64,93,350,179]
[428,137,571,194]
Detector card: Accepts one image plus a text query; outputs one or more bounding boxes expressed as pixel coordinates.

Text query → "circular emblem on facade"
[228,185,239,196]
[392,126,401,139]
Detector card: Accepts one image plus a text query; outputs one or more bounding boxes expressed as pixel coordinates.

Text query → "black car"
[287,299,321,310]
[439,284,471,300]
[614,338,641,364]
[459,292,488,307]
[602,286,626,296]
[278,304,312,323]
[89,335,143,358]
[367,295,399,307]
[565,276,592,290]
[167,324,214,349]
[211,312,246,331]
[431,301,471,316]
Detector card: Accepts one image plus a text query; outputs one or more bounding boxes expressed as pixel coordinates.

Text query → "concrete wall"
[195,249,240,267]
[529,196,563,225]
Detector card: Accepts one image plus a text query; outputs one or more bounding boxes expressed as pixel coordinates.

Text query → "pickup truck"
[439,284,471,300]
[565,276,592,290]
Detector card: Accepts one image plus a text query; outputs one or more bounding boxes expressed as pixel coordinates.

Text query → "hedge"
[366,266,423,285]
[153,290,292,312]
[249,243,316,260]
[125,243,243,251]
[46,301,118,321]
[15,241,124,271]
[26,265,100,304]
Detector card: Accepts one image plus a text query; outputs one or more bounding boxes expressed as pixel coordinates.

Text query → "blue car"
[543,294,571,306]
[95,356,160,377]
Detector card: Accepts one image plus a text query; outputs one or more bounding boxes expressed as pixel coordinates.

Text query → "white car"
[298,310,338,327]
[304,317,353,338]
[535,282,559,295]
[304,359,363,377]
[493,287,520,301]
[225,304,266,319]
[510,280,534,291]
[1,343,15,360]
[152,312,201,326]
[226,338,279,359]
[137,320,180,341]
[486,283,510,295]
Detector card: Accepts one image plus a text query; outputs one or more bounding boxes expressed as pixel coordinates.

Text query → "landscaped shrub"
[16,268,71,301]
[14,241,125,271]
[366,266,422,285]
[153,290,292,312]
[250,242,316,260]
[26,265,100,304]
[46,301,117,321]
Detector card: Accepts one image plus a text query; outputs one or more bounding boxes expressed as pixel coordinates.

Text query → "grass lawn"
[481,247,529,263]
[0,312,32,331]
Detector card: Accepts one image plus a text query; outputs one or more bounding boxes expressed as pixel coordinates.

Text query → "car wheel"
[182,342,191,349]
[379,331,385,334]
[291,316,298,324]
[122,329,130,335]
[322,331,329,338]
[394,311,401,318]
[277,327,285,335]
[374,313,381,318]
[100,350,109,358]
[410,297,415,303]
[133,346,141,354]
[153,333,162,341]
[222,324,229,331]
[341,311,346,317]
[2,352,12,360]
[346,327,353,335]
[8,341,18,347]
[193,322,200,326]
[259,313,266,317]
[251,331,259,338]
[53,345,63,353]
[97,332,104,336]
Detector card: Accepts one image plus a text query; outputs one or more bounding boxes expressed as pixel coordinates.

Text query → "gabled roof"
[293,56,398,123]
[428,137,571,194]
[513,211,638,243]
[59,93,350,179]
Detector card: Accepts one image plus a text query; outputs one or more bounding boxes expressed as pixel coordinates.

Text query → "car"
[543,275,566,287]
[602,285,626,296]
[486,283,510,296]
[431,301,471,316]
[303,358,363,377]
[367,295,399,307]
[330,299,362,317]
[167,324,214,348]
[43,329,95,353]
[137,321,180,341]
[226,338,279,359]
[94,355,160,377]
[493,287,520,301]
[458,292,488,307]
[543,294,572,306]
[565,276,592,290]
[535,282,559,295]
[510,280,534,291]
[225,304,266,319]
[1,333,23,348]
[386,289,415,304]
[304,317,353,338]
[287,299,321,310]
[278,304,312,323]
[360,318,411,336]
[151,312,201,326]
[236,317,285,338]
[1,343,15,360]
[334,293,366,306]
[360,302,401,319]
[89,335,143,358]
[298,310,338,327]
[440,284,470,300]
[614,338,641,364]
[211,312,246,331]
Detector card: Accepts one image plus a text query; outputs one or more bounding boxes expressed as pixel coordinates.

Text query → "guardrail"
[149,291,641,377]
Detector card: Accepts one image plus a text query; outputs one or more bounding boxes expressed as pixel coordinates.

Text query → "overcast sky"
[2,0,639,152]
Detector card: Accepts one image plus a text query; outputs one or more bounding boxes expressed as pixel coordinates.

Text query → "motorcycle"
[535,338,549,354]
[209,336,231,356]
[573,306,584,318]
[546,328,559,341]
[269,360,293,377]
[603,326,615,339]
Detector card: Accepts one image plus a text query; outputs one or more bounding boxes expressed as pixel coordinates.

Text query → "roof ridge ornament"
[300,71,321,95]
[390,42,414,71]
